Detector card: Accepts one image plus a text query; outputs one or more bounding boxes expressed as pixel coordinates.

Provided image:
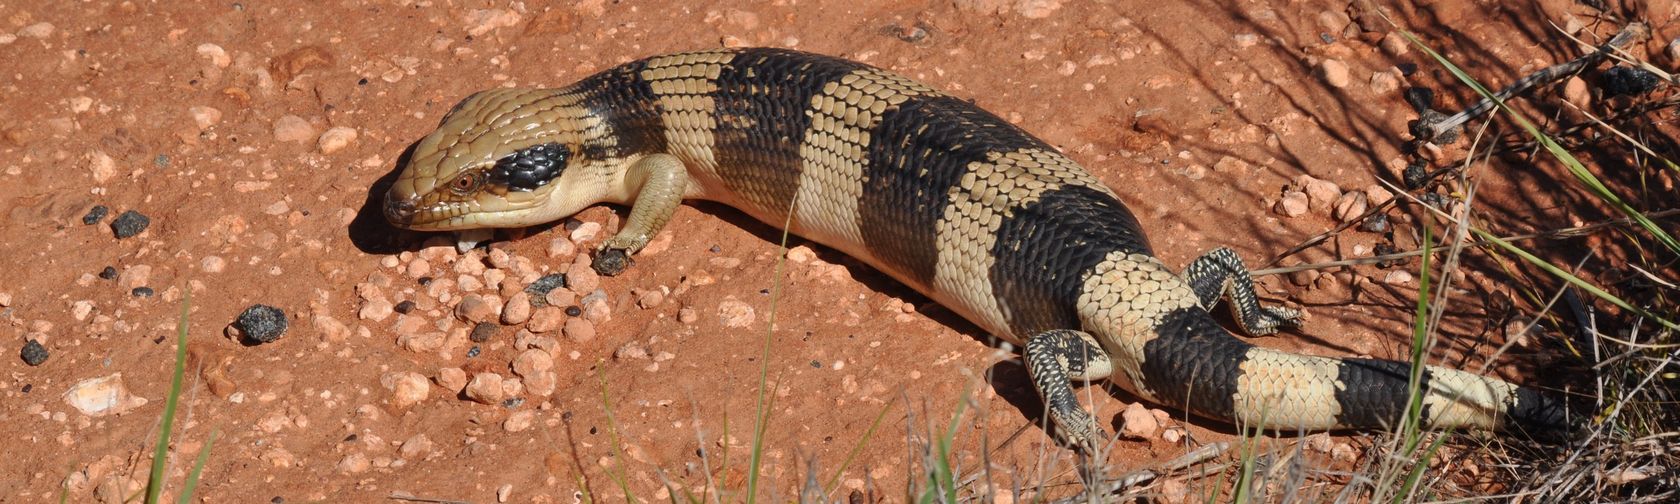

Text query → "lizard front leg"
[593,153,689,276]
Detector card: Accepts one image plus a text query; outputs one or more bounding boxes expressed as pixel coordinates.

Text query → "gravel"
[131,287,154,297]
[469,321,498,343]
[235,304,289,343]
[393,300,416,314]
[110,210,150,239]
[20,339,48,366]
[82,205,108,225]
[523,273,567,305]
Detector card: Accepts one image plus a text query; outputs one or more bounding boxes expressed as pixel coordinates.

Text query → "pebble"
[566,259,600,294]
[110,210,150,239]
[393,300,416,314]
[469,322,498,343]
[635,289,665,309]
[273,115,317,143]
[435,367,468,393]
[338,453,371,474]
[385,371,430,408]
[86,151,115,183]
[465,373,506,404]
[1296,175,1342,211]
[614,340,650,361]
[1333,191,1368,222]
[582,296,611,325]
[360,298,394,322]
[195,43,230,68]
[189,106,223,129]
[1119,402,1159,439]
[1161,426,1184,443]
[1563,76,1590,109]
[72,300,94,321]
[1331,443,1358,463]
[235,304,289,344]
[1381,32,1410,56]
[198,255,227,273]
[18,22,55,39]
[563,317,596,342]
[1364,185,1394,207]
[1290,268,1321,287]
[1319,59,1351,88]
[400,434,433,459]
[527,306,564,333]
[1274,191,1309,217]
[547,236,577,259]
[131,287,154,298]
[455,294,496,323]
[318,127,358,154]
[1234,33,1259,49]
[1384,270,1414,285]
[99,266,118,280]
[717,298,757,328]
[501,292,532,324]
[1369,70,1400,95]
[82,205,108,225]
[504,411,535,433]
[1316,10,1350,35]
[63,374,148,417]
[20,339,48,366]
[569,221,602,243]
[524,273,567,301]
[497,483,515,503]
[0,292,9,307]
[312,315,351,343]
[464,8,523,37]
[545,289,576,310]
[116,264,149,290]
[678,307,699,324]
[1014,0,1061,18]
[786,245,816,263]
[512,349,553,379]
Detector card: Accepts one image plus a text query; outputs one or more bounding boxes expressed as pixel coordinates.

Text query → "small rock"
[614,340,649,360]
[636,289,665,309]
[1014,0,1061,18]
[86,151,115,183]
[195,43,230,68]
[1319,59,1351,88]
[385,371,430,408]
[497,483,515,503]
[1296,175,1342,211]
[273,115,317,143]
[99,266,118,280]
[582,296,612,325]
[338,452,371,474]
[527,306,564,333]
[63,374,148,417]
[435,367,468,393]
[317,127,358,154]
[544,289,576,310]
[1316,10,1350,35]
[234,304,288,344]
[678,307,699,324]
[1369,70,1400,95]
[1119,402,1159,439]
[18,22,55,39]
[110,210,150,239]
[1381,31,1410,56]
[1305,433,1334,453]
[82,205,108,225]
[464,373,506,404]
[547,236,577,259]
[717,298,756,328]
[1562,76,1590,109]
[1234,33,1259,49]
[1364,185,1394,207]
[464,8,523,37]
[1161,426,1184,443]
[117,264,150,290]
[131,287,154,298]
[569,221,603,243]
[200,255,226,273]
[359,298,394,322]
[1289,268,1321,287]
[469,322,498,343]
[20,339,48,366]
[502,292,532,324]
[1333,192,1368,223]
[504,410,535,433]
[1331,443,1358,463]
[72,300,94,321]
[312,315,352,343]
[524,273,567,301]
[455,294,496,323]
[189,106,223,129]
[512,349,553,379]
[563,317,595,342]
[786,245,816,263]
[1274,191,1309,217]
[566,259,600,294]
[1383,270,1414,285]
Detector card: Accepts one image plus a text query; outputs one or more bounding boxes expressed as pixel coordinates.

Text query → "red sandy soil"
[3,0,1676,502]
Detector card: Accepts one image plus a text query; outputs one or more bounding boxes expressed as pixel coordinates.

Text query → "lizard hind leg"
[1023,328,1114,452]
[1181,247,1304,336]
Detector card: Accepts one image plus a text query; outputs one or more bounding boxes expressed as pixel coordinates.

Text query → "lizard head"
[384,88,607,231]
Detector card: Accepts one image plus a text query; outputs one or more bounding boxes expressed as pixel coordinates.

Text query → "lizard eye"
[489,142,569,191]
[449,171,486,194]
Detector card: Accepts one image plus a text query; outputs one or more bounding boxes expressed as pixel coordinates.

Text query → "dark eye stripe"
[490,142,569,191]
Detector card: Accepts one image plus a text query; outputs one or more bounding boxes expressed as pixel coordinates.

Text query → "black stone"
[1402,159,1430,190]
[524,273,567,301]
[1602,66,1662,97]
[20,340,48,366]
[1403,86,1434,112]
[592,248,632,276]
[1359,213,1391,234]
[564,306,582,317]
[466,345,481,358]
[394,300,416,314]
[82,205,109,225]
[110,210,151,239]
[99,266,118,280]
[469,322,497,343]
[235,304,288,343]
[132,287,154,297]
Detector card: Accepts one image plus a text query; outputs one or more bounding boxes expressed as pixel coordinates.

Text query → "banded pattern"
[384,48,1574,450]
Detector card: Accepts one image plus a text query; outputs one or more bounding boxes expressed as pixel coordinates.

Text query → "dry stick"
[1413,23,1647,144]
[1048,442,1233,503]
[1251,208,1680,277]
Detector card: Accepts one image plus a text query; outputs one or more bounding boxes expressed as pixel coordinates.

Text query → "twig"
[1413,23,1647,144]
[387,492,470,504]
[1051,442,1231,503]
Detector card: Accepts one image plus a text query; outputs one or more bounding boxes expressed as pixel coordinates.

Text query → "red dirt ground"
[3,0,1676,502]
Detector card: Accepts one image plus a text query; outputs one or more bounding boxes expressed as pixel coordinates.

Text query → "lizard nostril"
[383,196,417,227]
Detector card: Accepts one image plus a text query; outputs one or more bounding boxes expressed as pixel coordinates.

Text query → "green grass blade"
[1471,228,1679,330]
[825,398,895,494]
[146,291,192,504]
[175,430,216,504]
[596,369,640,504]
[1402,225,1433,454]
